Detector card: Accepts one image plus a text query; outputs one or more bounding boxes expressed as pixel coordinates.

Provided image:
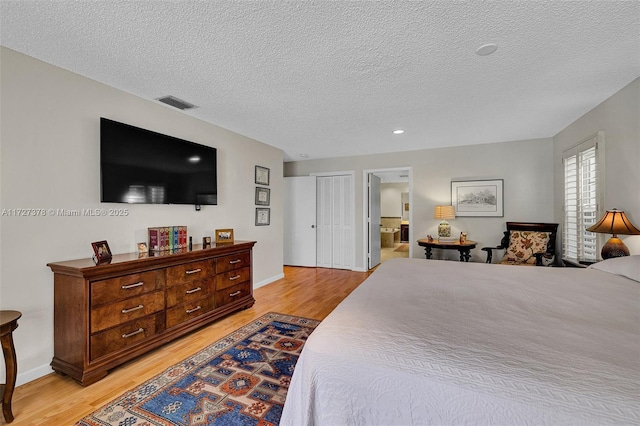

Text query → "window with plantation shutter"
[562,132,604,261]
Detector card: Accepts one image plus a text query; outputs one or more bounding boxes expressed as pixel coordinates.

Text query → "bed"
[280,256,640,425]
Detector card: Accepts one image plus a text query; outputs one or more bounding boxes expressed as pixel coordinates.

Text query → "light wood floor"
[7,266,370,425]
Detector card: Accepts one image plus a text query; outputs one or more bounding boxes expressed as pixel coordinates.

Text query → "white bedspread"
[280,258,640,425]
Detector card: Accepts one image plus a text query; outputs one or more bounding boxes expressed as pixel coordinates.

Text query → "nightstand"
[562,258,597,268]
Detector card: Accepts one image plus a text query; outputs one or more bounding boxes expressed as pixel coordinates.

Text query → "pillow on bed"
[501,231,551,265]
[588,255,640,282]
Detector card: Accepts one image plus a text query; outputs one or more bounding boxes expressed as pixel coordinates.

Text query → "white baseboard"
[17,363,53,387]
[352,266,368,272]
[254,273,285,289]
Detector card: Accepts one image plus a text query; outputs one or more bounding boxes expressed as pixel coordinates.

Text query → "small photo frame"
[255,187,270,206]
[137,242,148,253]
[91,240,112,264]
[203,236,212,247]
[215,229,234,243]
[255,208,270,226]
[255,165,270,186]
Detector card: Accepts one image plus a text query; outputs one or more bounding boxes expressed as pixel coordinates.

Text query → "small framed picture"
[215,229,234,243]
[137,242,148,253]
[255,208,270,226]
[202,236,212,247]
[91,240,112,264]
[255,187,270,206]
[255,165,270,186]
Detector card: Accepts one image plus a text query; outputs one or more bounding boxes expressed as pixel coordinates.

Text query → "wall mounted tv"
[100,118,217,205]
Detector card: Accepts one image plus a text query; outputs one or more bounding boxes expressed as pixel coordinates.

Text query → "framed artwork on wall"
[451,179,504,217]
[255,165,270,186]
[255,208,270,226]
[255,187,270,206]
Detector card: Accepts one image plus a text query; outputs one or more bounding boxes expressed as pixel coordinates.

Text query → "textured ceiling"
[1,1,638,161]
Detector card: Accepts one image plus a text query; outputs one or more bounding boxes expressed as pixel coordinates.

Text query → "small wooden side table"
[417,239,478,262]
[1,310,21,423]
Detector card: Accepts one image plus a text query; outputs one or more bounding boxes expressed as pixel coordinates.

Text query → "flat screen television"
[100,118,217,205]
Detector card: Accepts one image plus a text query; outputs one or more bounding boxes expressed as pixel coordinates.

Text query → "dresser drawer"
[91,290,165,333]
[166,260,214,287]
[215,282,251,307]
[166,296,215,329]
[217,266,250,291]
[90,312,165,360]
[91,270,164,306]
[166,278,215,308]
[216,251,251,274]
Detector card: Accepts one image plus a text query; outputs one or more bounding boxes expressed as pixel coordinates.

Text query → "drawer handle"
[229,274,241,281]
[186,268,202,275]
[186,306,202,314]
[121,304,144,314]
[229,290,242,297]
[122,328,144,339]
[121,282,144,289]
[186,287,202,294]
[229,259,242,264]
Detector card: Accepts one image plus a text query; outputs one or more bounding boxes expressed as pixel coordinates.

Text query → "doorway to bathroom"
[364,167,412,270]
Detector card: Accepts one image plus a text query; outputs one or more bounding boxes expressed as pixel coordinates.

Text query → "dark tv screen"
[100,118,217,205]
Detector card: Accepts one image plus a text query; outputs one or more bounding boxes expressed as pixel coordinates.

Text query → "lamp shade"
[434,205,455,220]
[586,209,640,235]
[586,209,640,259]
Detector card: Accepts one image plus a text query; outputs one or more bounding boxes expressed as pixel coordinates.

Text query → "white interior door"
[331,175,353,270]
[316,174,354,269]
[368,174,381,269]
[316,176,332,268]
[284,176,317,267]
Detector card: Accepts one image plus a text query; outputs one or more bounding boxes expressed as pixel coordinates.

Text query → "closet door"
[316,175,353,270]
[332,175,353,270]
[316,177,333,268]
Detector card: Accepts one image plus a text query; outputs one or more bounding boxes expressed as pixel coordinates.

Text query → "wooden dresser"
[47,241,255,386]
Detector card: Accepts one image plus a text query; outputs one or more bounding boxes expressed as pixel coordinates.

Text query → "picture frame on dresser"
[91,240,112,264]
[215,229,234,243]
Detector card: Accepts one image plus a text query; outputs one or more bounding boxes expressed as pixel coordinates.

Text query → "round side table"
[1,310,21,423]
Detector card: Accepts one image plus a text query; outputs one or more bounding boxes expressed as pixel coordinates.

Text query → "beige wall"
[381,182,408,218]
[286,137,555,269]
[0,47,284,385]
[553,78,640,255]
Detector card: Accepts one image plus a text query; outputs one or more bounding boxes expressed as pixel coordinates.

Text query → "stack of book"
[148,226,188,252]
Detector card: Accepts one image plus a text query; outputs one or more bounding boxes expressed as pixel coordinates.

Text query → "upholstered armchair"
[482,222,559,266]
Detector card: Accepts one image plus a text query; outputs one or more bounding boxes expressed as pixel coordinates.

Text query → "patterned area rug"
[77,312,320,426]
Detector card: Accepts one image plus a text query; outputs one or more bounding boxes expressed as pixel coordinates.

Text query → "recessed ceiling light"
[393,129,405,134]
[476,43,498,56]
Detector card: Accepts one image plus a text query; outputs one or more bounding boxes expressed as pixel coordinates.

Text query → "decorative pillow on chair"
[501,231,551,265]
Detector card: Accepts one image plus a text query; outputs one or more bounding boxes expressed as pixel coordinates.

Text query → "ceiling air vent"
[157,96,197,110]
